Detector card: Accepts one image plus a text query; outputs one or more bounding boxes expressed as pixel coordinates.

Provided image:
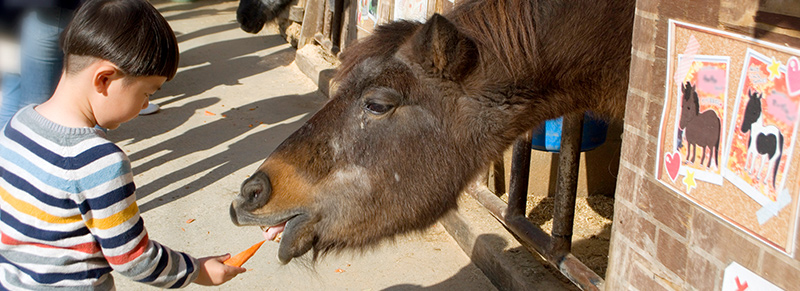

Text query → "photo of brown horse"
[678,81,721,168]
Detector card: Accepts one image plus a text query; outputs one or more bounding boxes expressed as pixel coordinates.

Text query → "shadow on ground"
[107,0,315,213]
[109,91,321,213]
[383,234,509,291]
[156,35,294,107]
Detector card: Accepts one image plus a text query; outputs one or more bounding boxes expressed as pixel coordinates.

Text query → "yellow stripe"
[84,202,139,230]
[0,186,82,224]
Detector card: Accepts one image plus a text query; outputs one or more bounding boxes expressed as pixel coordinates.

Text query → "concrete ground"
[110,0,500,289]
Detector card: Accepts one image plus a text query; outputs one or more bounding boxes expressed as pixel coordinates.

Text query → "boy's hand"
[194,254,247,286]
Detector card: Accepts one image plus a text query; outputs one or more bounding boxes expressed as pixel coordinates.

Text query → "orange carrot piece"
[223,240,266,267]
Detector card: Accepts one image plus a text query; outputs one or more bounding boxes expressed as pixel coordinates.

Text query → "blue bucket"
[531,113,609,152]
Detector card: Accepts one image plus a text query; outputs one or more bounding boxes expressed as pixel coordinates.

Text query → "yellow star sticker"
[683,170,697,193]
[768,57,782,80]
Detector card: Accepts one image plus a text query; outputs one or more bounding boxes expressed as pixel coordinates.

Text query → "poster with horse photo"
[671,55,729,185]
[656,20,800,255]
[723,49,800,207]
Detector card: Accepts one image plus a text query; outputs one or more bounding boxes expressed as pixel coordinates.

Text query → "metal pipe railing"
[551,114,584,255]
[466,112,603,290]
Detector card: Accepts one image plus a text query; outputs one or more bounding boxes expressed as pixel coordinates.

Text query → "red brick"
[632,15,658,54]
[685,250,721,291]
[615,202,657,255]
[639,179,691,237]
[630,262,670,291]
[605,234,630,290]
[685,0,721,27]
[658,1,689,21]
[628,54,655,94]
[656,230,688,278]
[621,131,647,169]
[718,0,757,29]
[644,140,658,177]
[646,93,667,134]
[636,0,659,14]
[614,165,639,204]
[653,19,670,59]
[760,251,800,290]
[647,58,668,105]
[624,91,646,133]
[691,210,761,270]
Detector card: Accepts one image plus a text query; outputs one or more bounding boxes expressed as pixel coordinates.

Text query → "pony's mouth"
[230,204,313,264]
[261,214,312,264]
[261,222,285,241]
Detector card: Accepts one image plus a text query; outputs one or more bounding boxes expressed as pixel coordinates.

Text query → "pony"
[236,0,294,33]
[229,0,635,264]
[741,89,784,189]
[678,81,721,168]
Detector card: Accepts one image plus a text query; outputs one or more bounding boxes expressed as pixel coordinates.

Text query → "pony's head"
[236,0,292,33]
[229,15,500,264]
[679,81,699,129]
[741,89,763,133]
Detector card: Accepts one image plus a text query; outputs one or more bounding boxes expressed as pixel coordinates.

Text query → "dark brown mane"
[334,20,420,82]
[447,0,538,79]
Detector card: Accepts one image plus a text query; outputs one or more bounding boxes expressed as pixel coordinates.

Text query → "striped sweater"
[0,106,199,290]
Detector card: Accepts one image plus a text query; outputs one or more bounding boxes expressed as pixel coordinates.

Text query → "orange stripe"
[1,233,101,254]
[105,234,150,265]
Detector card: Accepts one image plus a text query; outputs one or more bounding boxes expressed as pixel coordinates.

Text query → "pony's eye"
[365,101,394,115]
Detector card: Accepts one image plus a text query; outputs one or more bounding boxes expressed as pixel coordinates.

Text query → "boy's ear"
[92,62,123,96]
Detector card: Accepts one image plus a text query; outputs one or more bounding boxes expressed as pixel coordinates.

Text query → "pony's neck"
[752,113,766,132]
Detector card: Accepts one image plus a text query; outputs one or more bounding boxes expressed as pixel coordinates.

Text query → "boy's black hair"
[61,0,179,80]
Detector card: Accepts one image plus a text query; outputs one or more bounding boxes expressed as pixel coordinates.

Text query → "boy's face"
[98,75,166,130]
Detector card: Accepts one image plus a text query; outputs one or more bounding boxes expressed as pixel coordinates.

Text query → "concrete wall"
[607,0,800,290]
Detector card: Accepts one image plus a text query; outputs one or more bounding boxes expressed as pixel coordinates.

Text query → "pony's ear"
[409,14,478,80]
[682,82,690,99]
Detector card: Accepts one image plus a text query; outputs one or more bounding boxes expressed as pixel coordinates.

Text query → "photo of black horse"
[741,89,784,189]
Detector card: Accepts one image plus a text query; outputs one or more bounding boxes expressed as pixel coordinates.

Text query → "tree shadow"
[176,22,240,43]
[112,35,291,147]
[109,91,324,213]
[382,233,577,290]
[153,36,293,107]
[382,234,507,291]
[177,33,285,68]
[150,0,231,13]
[110,97,219,145]
[163,5,238,22]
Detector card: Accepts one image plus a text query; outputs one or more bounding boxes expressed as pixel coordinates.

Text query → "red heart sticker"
[664,152,681,182]
[787,56,800,96]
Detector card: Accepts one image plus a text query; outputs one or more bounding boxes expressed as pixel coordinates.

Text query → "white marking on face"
[394,172,401,182]
[329,138,342,156]
[328,165,372,194]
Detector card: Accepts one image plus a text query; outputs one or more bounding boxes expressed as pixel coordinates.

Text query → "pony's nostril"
[239,171,272,211]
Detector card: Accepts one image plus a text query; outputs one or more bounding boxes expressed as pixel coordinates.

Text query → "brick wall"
[607,0,800,290]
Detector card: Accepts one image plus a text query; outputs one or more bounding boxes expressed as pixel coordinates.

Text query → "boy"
[0,0,247,289]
